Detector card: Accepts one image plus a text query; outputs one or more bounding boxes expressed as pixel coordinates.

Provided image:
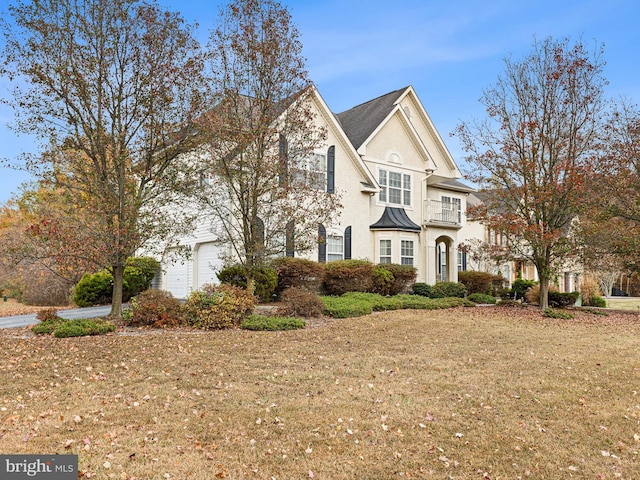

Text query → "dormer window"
[379,169,411,207]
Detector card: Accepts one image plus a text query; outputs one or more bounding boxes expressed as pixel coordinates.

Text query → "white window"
[379,169,411,206]
[327,235,344,262]
[379,239,392,264]
[401,240,414,266]
[293,153,326,189]
[457,251,466,271]
[441,196,462,224]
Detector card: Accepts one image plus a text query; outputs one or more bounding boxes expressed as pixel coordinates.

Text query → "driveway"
[0,305,113,329]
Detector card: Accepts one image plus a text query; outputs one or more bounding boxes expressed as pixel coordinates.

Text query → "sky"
[1,0,640,204]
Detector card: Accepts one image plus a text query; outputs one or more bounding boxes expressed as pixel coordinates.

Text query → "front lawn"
[0,306,639,479]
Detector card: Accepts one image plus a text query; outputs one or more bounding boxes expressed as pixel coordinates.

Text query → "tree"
[456,37,608,309]
[1,0,208,317]
[198,0,342,283]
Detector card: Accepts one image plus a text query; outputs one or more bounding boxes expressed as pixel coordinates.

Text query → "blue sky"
[1,0,639,204]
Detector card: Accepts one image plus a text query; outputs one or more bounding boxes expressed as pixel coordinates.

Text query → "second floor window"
[293,153,327,190]
[379,169,411,206]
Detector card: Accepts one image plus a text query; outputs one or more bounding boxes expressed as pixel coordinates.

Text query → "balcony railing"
[423,199,461,226]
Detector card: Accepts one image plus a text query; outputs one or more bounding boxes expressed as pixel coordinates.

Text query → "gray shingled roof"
[370,206,421,232]
[430,179,476,193]
[336,87,409,149]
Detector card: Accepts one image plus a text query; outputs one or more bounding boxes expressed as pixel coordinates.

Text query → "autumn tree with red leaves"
[456,38,608,309]
[199,0,342,283]
[1,0,208,317]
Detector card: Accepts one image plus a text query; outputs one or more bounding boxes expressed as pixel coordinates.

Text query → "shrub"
[588,296,607,308]
[241,315,306,331]
[123,257,160,300]
[341,292,403,311]
[395,294,474,309]
[183,283,256,330]
[321,295,373,318]
[276,287,325,318]
[429,281,467,299]
[36,308,59,322]
[271,257,325,294]
[31,317,66,335]
[467,293,497,304]
[377,264,417,295]
[579,277,599,306]
[217,264,278,302]
[583,307,609,316]
[73,271,113,307]
[371,265,395,296]
[412,283,431,297]
[323,260,375,296]
[511,279,537,300]
[123,289,184,328]
[458,271,505,295]
[53,318,116,338]
[549,291,579,308]
[543,308,574,320]
[524,283,562,304]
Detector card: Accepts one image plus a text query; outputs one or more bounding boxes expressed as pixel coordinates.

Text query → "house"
[158,85,477,297]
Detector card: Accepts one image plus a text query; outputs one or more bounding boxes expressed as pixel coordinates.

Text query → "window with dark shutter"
[327,146,335,193]
[318,224,326,263]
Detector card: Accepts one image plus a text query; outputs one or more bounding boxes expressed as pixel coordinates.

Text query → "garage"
[196,242,224,289]
[163,249,190,299]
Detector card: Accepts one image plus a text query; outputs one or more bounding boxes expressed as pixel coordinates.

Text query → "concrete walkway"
[0,305,113,329]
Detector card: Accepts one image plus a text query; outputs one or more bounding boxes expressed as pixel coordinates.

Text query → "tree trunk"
[110,263,125,319]
[539,276,550,310]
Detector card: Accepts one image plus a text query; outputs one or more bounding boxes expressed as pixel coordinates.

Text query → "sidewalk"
[0,305,113,329]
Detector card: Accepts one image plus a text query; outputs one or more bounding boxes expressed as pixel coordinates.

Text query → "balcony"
[423,199,462,227]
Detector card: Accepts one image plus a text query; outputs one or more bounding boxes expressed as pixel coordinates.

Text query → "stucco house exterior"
[158,85,478,297]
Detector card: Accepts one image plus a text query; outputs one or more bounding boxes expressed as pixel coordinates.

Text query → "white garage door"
[164,251,190,299]
[196,242,224,289]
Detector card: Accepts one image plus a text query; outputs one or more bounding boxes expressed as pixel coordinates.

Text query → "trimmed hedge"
[548,291,580,308]
[271,257,325,294]
[467,293,497,304]
[323,260,375,296]
[429,281,467,299]
[458,271,505,295]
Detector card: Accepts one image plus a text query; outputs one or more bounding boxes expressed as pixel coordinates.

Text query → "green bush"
[548,291,579,308]
[123,289,184,328]
[73,271,113,307]
[412,283,431,297]
[31,317,66,335]
[217,264,278,302]
[73,256,160,307]
[371,265,395,296]
[467,293,497,304]
[371,264,416,296]
[511,279,537,299]
[587,296,607,308]
[123,257,160,300]
[543,308,574,320]
[276,287,325,318]
[271,257,325,294]
[341,292,403,311]
[458,271,505,295]
[429,281,467,299]
[183,283,256,330]
[53,318,116,338]
[323,260,375,296]
[321,295,373,318]
[241,315,306,331]
[395,294,474,309]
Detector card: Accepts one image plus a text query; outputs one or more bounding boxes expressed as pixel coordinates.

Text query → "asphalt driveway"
[0,305,113,329]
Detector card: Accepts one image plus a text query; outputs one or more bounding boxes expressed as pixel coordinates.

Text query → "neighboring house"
[158,85,477,297]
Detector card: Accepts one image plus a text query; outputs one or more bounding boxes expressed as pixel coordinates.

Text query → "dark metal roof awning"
[370,206,421,232]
